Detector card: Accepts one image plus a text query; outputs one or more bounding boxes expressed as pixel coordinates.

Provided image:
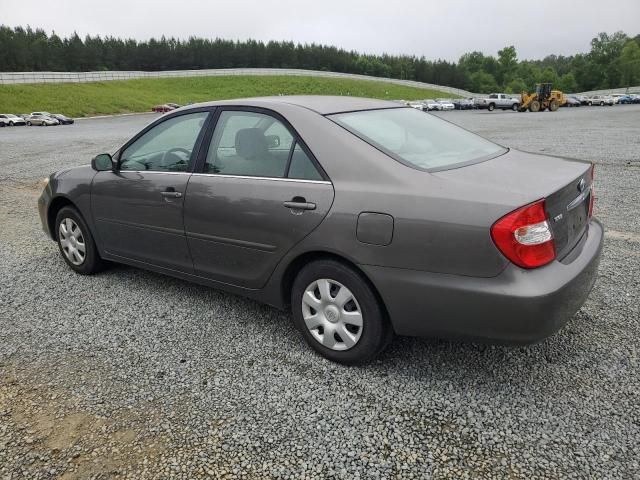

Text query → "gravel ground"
[1,105,639,480]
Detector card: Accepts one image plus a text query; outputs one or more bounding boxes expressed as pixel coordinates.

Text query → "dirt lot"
[1,105,639,479]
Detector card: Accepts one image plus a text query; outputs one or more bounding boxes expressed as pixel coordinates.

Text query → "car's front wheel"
[291,260,393,365]
[55,206,104,275]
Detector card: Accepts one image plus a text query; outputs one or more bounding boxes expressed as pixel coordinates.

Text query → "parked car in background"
[458,98,475,110]
[51,114,75,125]
[476,93,520,111]
[26,113,59,126]
[563,96,581,107]
[152,103,180,113]
[38,96,602,364]
[0,114,27,126]
[632,95,640,104]
[437,99,455,111]
[610,94,625,104]
[422,99,442,111]
[586,95,614,106]
[617,95,634,104]
[451,98,475,110]
[576,95,589,105]
[408,101,426,111]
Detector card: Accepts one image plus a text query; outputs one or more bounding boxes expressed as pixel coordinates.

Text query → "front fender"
[39,166,98,241]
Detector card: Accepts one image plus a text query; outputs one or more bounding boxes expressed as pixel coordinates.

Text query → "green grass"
[0,75,456,117]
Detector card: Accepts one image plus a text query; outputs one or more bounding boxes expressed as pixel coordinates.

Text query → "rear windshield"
[330,107,506,172]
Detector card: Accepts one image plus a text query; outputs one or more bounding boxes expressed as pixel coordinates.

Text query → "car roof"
[192,95,401,115]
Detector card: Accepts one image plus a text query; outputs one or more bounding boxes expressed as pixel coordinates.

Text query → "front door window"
[120,112,208,172]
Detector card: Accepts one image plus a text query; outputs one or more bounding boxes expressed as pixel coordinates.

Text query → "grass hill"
[0,75,456,117]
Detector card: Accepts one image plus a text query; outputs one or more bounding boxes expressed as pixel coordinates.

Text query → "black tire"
[27,121,32,126]
[54,206,104,275]
[549,99,559,112]
[9,121,14,126]
[291,259,393,365]
[529,100,541,112]
[487,103,495,112]
[511,103,519,111]
[600,101,604,106]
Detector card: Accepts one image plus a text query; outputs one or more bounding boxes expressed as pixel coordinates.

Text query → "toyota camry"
[38,96,603,364]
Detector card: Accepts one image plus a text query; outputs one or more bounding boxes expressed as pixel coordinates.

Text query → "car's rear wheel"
[55,206,104,275]
[291,260,392,365]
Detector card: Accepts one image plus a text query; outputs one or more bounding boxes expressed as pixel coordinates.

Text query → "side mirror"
[91,153,116,171]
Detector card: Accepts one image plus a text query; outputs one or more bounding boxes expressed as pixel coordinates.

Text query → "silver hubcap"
[58,218,86,266]
[301,279,363,351]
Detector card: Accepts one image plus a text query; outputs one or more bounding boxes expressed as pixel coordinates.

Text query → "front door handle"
[161,190,182,199]
[283,199,316,211]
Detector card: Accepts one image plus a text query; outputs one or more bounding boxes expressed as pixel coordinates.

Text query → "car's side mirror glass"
[266,135,280,148]
[91,153,116,171]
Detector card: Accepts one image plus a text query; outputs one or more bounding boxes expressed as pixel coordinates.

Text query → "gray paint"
[38,96,604,342]
[184,174,334,288]
[357,212,394,246]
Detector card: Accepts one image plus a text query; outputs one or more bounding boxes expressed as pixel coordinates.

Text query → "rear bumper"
[361,219,604,343]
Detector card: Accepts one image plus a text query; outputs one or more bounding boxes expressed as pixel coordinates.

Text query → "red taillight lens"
[491,199,556,269]
[588,163,595,218]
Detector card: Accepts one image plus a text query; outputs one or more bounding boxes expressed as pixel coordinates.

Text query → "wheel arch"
[47,195,76,238]
[279,250,392,327]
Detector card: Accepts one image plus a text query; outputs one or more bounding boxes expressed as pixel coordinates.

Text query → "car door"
[183,108,334,289]
[91,110,211,272]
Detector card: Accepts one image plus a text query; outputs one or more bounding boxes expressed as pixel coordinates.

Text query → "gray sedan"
[26,113,59,126]
[38,96,603,364]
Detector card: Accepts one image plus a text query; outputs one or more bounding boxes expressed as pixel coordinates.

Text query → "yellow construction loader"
[519,83,566,112]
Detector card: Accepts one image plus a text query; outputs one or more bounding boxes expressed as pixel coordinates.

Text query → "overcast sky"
[2,0,639,62]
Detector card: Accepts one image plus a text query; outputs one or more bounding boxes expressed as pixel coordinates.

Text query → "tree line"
[1,25,639,93]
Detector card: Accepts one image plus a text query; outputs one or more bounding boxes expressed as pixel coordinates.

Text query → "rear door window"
[206,111,298,178]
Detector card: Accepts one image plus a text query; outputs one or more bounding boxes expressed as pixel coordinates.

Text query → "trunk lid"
[544,167,592,260]
[433,149,593,260]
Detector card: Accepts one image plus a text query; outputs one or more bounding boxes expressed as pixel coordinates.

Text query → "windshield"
[330,107,506,171]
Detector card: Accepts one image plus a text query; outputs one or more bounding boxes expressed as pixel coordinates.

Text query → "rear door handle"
[161,191,182,198]
[283,200,316,211]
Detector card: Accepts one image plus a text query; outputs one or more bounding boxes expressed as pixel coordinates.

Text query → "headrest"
[235,128,268,159]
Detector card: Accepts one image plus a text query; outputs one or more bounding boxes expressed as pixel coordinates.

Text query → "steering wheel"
[161,147,191,168]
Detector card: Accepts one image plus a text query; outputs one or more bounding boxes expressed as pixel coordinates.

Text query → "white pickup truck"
[475,93,520,111]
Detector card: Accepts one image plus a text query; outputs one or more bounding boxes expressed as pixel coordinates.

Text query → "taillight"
[588,163,595,218]
[491,199,556,269]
